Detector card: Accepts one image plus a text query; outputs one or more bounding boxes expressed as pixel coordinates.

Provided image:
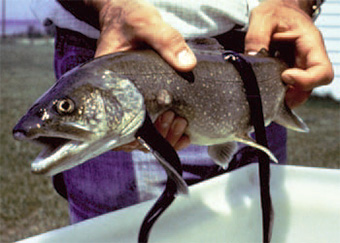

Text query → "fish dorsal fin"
[234,135,278,163]
[274,103,309,133]
[208,142,238,169]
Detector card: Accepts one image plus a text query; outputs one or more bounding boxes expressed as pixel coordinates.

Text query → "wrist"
[299,0,324,20]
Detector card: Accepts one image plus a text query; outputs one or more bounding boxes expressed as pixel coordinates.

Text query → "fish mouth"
[34,136,71,148]
[31,136,83,175]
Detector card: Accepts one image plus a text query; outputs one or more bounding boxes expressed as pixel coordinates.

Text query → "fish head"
[13,66,145,175]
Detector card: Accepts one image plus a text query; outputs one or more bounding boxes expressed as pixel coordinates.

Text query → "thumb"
[94,27,133,58]
[137,22,197,72]
[244,8,277,53]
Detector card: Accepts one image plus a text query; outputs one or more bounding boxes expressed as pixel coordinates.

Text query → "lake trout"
[13,39,308,188]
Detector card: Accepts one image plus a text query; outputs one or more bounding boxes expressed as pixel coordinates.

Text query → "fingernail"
[246,51,257,56]
[177,49,196,66]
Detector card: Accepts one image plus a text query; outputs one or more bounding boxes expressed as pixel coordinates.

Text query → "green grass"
[287,97,340,169]
[0,39,339,242]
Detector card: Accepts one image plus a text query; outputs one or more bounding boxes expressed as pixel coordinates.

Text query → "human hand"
[244,0,334,108]
[114,111,190,152]
[90,0,196,72]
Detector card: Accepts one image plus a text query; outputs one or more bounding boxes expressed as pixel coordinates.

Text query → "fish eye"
[56,98,75,114]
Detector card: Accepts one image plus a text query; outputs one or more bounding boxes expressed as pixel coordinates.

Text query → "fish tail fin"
[274,103,309,133]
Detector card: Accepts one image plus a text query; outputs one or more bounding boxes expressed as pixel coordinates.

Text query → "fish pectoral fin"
[208,142,238,169]
[234,135,278,163]
[274,103,309,133]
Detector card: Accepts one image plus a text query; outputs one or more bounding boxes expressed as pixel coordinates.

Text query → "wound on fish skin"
[157,89,172,106]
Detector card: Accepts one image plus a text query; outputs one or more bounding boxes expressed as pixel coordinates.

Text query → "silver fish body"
[13,40,308,176]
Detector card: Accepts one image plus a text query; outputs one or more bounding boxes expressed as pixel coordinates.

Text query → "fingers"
[95,0,196,72]
[137,22,197,72]
[114,111,190,153]
[154,111,190,150]
[245,2,301,53]
[245,1,334,108]
[282,65,334,91]
[244,4,277,53]
[273,28,334,91]
[154,110,175,137]
[95,30,132,57]
[166,117,187,147]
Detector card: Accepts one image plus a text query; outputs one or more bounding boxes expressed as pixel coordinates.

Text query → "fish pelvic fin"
[234,135,278,163]
[208,142,238,169]
[274,103,309,133]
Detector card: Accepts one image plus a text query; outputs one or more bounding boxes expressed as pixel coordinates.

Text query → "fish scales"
[93,48,286,145]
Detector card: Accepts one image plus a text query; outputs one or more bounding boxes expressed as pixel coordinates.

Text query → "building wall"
[314,0,340,100]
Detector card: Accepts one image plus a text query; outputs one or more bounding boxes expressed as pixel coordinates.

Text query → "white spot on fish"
[157,89,172,105]
[104,70,111,75]
[41,110,50,121]
[90,119,97,125]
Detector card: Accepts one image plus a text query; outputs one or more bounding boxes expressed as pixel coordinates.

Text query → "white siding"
[314,0,340,100]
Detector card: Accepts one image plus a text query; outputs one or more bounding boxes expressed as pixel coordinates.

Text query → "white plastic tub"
[18,164,340,243]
